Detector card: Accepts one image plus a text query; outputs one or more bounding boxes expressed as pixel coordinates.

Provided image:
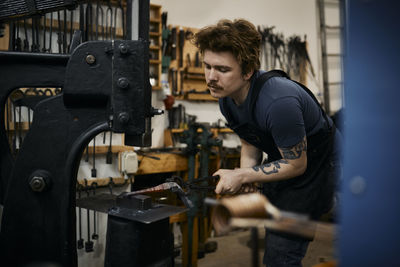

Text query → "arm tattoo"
[280,138,307,159]
[252,159,289,175]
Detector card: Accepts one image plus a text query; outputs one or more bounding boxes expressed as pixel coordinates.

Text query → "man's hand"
[213,169,245,194]
[238,183,259,193]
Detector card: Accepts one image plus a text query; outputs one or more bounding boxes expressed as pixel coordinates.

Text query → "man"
[193,19,341,266]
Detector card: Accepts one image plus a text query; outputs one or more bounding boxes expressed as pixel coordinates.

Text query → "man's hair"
[193,19,261,75]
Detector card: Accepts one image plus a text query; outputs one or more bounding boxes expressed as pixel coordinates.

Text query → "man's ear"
[243,69,254,81]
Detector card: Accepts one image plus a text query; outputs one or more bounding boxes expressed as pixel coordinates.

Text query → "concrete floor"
[191,225,337,267]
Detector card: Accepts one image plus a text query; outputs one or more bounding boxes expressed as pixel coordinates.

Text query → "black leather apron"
[221,70,336,219]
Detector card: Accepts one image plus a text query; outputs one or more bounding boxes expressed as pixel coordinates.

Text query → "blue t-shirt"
[220,71,331,149]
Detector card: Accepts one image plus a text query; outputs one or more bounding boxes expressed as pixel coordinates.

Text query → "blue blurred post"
[340,0,400,266]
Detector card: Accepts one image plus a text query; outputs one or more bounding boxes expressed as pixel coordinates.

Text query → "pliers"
[120,175,220,209]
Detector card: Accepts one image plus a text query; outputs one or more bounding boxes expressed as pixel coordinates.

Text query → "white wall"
[149,0,338,147]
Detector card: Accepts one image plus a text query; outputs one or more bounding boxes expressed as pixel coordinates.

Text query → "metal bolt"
[349,175,367,195]
[118,112,130,124]
[150,107,164,116]
[29,176,46,192]
[85,54,96,65]
[117,77,129,89]
[119,43,129,54]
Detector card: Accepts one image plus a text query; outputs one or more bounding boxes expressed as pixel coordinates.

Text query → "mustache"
[207,82,223,90]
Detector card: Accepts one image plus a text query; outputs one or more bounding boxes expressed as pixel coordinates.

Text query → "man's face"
[203,50,252,102]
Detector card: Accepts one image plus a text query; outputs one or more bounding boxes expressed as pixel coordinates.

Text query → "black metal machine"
[0,1,181,266]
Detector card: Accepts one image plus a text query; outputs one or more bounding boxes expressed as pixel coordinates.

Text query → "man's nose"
[207,68,218,81]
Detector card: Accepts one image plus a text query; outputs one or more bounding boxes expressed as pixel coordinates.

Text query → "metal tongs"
[121,175,220,209]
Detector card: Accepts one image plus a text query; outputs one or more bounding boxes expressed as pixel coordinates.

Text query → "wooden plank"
[169,212,187,223]
[170,127,233,134]
[186,67,204,74]
[84,145,134,155]
[77,177,128,187]
[6,121,30,131]
[186,93,217,101]
[0,24,9,51]
[149,45,161,50]
[164,129,174,147]
[136,152,188,174]
[216,128,233,133]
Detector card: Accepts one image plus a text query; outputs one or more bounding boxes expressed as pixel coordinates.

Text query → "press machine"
[0,1,178,266]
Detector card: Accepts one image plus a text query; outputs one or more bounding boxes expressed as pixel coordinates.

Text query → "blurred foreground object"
[210,193,335,240]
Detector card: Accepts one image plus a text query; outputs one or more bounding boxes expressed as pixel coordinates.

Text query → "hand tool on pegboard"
[91,183,99,240]
[91,138,97,177]
[85,2,93,42]
[106,131,113,164]
[178,28,185,68]
[77,184,84,249]
[95,0,103,40]
[84,179,94,252]
[62,9,68,53]
[15,21,22,51]
[42,14,47,52]
[114,0,125,39]
[171,27,177,60]
[23,19,29,52]
[69,9,74,51]
[57,11,62,53]
[105,1,113,40]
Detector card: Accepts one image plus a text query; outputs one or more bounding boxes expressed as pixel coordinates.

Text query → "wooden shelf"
[77,176,129,187]
[186,92,217,101]
[136,152,188,174]
[149,3,162,90]
[170,128,233,134]
[150,32,161,37]
[186,67,204,74]
[150,18,161,23]
[6,121,30,131]
[84,145,134,155]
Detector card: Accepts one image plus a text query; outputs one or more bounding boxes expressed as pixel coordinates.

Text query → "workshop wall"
[149,0,343,148]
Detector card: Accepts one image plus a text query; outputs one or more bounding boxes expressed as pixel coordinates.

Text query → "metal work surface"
[76,193,187,224]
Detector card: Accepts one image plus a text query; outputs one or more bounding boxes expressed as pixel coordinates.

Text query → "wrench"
[77,184,84,249]
[91,183,99,240]
[84,180,94,252]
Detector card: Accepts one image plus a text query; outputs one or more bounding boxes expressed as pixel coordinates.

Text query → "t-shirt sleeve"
[265,97,306,148]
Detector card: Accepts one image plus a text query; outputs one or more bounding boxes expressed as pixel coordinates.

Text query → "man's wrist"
[238,167,253,184]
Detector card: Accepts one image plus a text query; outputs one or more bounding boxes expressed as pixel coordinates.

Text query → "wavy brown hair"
[193,19,261,75]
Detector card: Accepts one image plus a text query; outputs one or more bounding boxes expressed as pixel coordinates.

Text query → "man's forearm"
[239,158,305,184]
[214,137,307,194]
